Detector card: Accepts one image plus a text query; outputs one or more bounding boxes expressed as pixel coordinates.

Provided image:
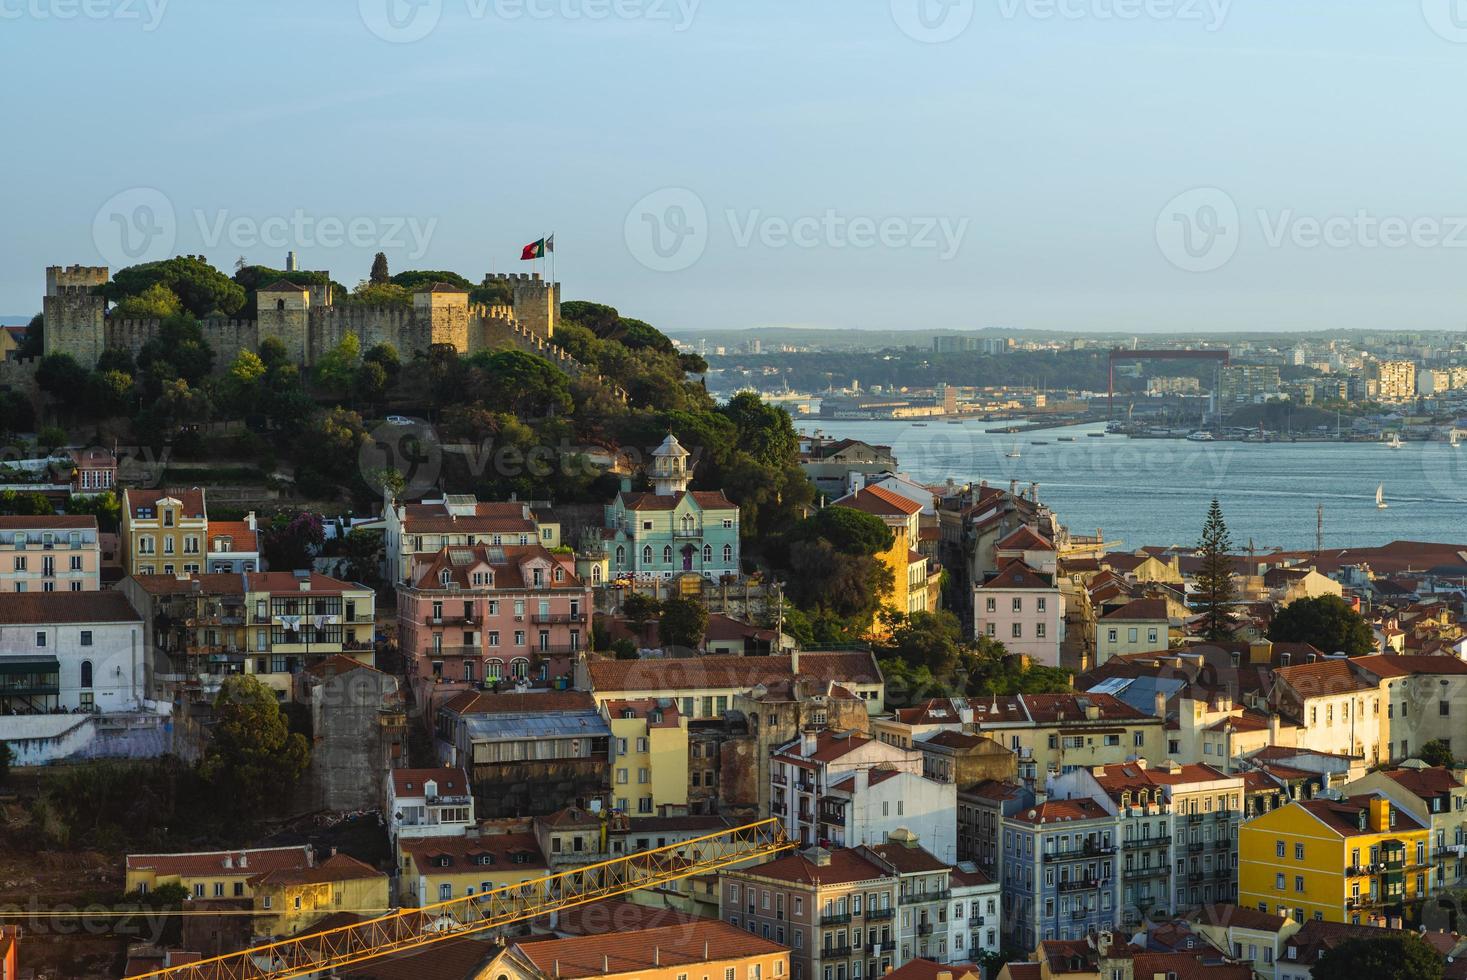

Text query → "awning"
[0,656,60,675]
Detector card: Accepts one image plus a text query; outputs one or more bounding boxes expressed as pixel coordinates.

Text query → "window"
[35,632,45,648]
[1012,597,1022,612]
[80,630,92,647]
[1011,623,1022,639]
[986,597,996,613]
[1294,843,1304,860]
[1275,840,1286,858]
[1036,623,1047,638]
[80,660,93,688]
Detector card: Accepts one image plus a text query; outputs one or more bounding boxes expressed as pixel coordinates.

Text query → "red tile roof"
[249,853,384,888]
[866,841,948,873]
[245,571,363,594]
[0,515,97,529]
[1355,654,1467,677]
[1297,795,1427,836]
[1009,798,1112,824]
[400,500,538,535]
[731,848,890,886]
[1383,765,1464,799]
[536,898,708,936]
[1273,658,1377,695]
[617,490,738,512]
[338,936,496,980]
[129,573,249,596]
[835,484,924,517]
[1100,598,1170,622]
[513,920,785,979]
[996,525,1054,552]
[390,768,470,799]
[401,832,546,872]
[0,591,140,624]
[126,846,312,878]
[124,487,206,519]
[604,698,682,727]
[410,542,582,591]
[206,520,258,553]
[775,729,875,764]
[1191,903,1291,932]
[884,960,981,980]
[977,559,1053,591]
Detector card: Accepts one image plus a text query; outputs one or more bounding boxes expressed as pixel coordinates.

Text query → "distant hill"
[0,316,30,327]
[1225,402,1342,432]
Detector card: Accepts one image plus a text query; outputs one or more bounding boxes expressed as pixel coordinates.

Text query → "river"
[800,418,1467,552]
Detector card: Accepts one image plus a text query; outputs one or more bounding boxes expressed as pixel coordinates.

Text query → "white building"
[972,559,1063,666]
[770,729,922,848]
[0,592,145,713]
[949,863,1001,961]
[821,765,959,863]
[386,767,475,852]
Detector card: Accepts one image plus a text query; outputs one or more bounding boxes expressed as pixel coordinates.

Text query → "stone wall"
[469,757,609,818]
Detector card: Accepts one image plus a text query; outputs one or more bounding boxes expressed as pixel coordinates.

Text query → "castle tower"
[483,272,559,339]
[255,280,312,364]
[43,265,109,369]
[650,433,691,497]
[415,283,470,352]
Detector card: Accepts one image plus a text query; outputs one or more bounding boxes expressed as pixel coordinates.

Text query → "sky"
[7,0,1467,334]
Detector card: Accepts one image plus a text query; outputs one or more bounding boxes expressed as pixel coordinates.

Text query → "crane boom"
[126,818,792,980]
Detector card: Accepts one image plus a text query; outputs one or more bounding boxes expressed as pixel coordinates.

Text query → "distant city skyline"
[8,2,1467,332]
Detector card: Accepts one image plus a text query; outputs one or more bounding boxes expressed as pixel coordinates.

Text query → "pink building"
[398,544,592,706]
[0,515,102,592]
[68,448,117,494]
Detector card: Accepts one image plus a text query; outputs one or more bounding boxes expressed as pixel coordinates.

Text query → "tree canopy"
[201,675,310,824]
[106,256,246,318]
[1267,595,1375,657]
[1194,499,1237,642]
[1309,934,1442,980]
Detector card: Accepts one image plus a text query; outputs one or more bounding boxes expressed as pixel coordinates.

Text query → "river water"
[801,418,1467,552]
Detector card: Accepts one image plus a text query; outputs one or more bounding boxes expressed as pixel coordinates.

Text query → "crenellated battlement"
[50,284,104,297]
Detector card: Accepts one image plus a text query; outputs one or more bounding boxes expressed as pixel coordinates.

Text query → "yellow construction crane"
[126,817,793,980]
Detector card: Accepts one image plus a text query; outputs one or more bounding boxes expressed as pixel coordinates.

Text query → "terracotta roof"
[129,572,249,596]
[604,698,682,728]
[245,571,363,595]
[1273,658,1377,696]
[866,841,949,874]
[410,542,582,591]
[1009,798,1112,824]
[401,832,546,872]
[617,490,738,512]
[513,920,785,979]
[584,651,882,692]
[338,936,496,980]
[536,898,706,936]
[961,779,1024,801]
[1297,795,1427,836]
[948,864,993,887]
[775,729,876,764]
[884,960,981,980]
[206,520,258,553]
[1004,965,1042,980]
[834,484,924,517]
[1383,765,1463,799]
[126,846,312,878]
[400,500,538,534]
[439,690,596,715]
[390,768,470,799]
[977,559,1053,591]
[249,853,384,888]
[303,654,383,678]
[124,487,206,519]
[1191,903,1291,933]
[1131,952,1250,980]
[733,847,890,885]
[0,591,141,625]
[0,515,97,529]
[996,525,1054,551]
[1355,654,1467,677]
[257,280,307,292]
[1100,598,1170,622]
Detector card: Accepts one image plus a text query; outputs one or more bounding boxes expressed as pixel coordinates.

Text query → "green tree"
[111,282,182,318]
[344,281,411,308]
[1194,499,1238,642]
[201,675,310,824]
[370,252,390,285]
[137,313,214,385]
[314,332,362,395]
[18,314,43,357]
[1268,595,1375,656]
[262,511,325,571]
[36,353,88,400]
[1309,934,1442,980]
[342,528,384,587]
[464,349,574,418]
[879,610,964,675]
[622,592,662,646]
[105,256,246,318]
[1419,739,1455,768]
[0,741,10,788]
[364,342,401,383]
[793,506,895,556]
[660,597,708,652]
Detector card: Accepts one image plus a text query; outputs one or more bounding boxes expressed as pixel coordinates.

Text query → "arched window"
[511,657,530,680]
[553,567,564,582]
[703,545,712,562]
[662,546,672,564]
[440,569,453,586]
[80,660,93,688]
[615,545,625,565]
[592,565,602,583]
[722,544,733,563]
[487,659,504,680]
[642,546,653,565]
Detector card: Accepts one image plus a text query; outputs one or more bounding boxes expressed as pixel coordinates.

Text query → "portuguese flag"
[521,235,554,260]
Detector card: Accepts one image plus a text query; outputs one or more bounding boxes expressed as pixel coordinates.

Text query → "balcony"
[1186,814,1205,825]
[772,772,787,786]
[916,922,934,936]
[821,912,852,926]
[771,801,787,816]
[821,946,853,959]
[1057,878,1103,893]
[866,908,895,921]
[869,941,896,954]
[900,890,950,904]
[673,529,705,539]
[967,915,984,927]
[1123,866,1163,880]
[1043,843,1116,861]
[1187,842,1204,854]
[532,613,587,625]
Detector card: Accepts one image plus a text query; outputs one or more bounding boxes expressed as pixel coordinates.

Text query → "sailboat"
[1376,484,1388,510]
[1387,433,1403,449]
[1452,430,1461,448]
[1005,441,1022,459]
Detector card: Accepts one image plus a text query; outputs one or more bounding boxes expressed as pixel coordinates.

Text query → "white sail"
[1376,484,1387,509]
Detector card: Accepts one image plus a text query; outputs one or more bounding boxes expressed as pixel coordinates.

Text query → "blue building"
[604,434,741,581]
[1000,797,1119,949]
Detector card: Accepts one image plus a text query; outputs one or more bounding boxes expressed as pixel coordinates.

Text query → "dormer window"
[476,854,494,866]
[440,570,453,586]
[554,567,564,582]
[164,510,174,528]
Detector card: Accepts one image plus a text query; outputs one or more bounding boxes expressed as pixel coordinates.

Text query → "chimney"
[603,955,609,974]
[222,854,233,869]
[1009,479,1018,496]
[856,768,869,793]
[1370,797,1390,832]
[1268,713,1281,744]
[802,731,817,757]
[791,647,800,676]
[1153,690,1166,722]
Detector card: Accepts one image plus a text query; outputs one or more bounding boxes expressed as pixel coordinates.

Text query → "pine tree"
[1195,498,1237,641]
[370,251,390,285]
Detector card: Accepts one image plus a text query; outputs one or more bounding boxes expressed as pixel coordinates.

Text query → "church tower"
[650,433,691,497]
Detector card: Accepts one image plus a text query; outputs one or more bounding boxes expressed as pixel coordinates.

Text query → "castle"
[41,263,574,373]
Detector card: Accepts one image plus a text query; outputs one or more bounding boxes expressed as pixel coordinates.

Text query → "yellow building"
[604,698,689,815]
[121,488,209,578]
[248,853,389,936]
[833,485,927,624]
[125,846,313,900]
[398,832,549,907]
[243,571,377,694]
[482,919,789,980]
[1239,795,1431,926]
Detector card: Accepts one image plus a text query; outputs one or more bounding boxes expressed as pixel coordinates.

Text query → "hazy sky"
[8,0,1467,334]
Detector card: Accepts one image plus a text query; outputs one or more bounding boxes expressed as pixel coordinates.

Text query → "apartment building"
[947,864,1001,962]
[1343,764,1467,892]
[205,515,259,574]
[0,516,101,592]
[0,592,144,713]
[769,730,925,851]
[865,836,955,964]
[999,798,1119,950]
[384,494,560,585]
[1095,599,1170,664]
[398,832,549,906]
[247,854,387,937]
[385,767,475,852]
[121,488,208,578]
[125,846,314,899]
[604,698,689,815]
[397,543,591,701]
[485,921,788,980]
[1238,795,1431,926]
[973,561,1063,666]
[721,847,900,980]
